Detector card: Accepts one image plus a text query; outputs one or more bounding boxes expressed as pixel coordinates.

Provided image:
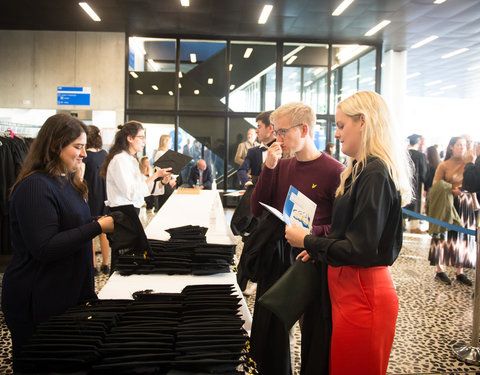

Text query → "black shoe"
[435,272,451,285]
[456,273,472,286]
[100,265,110,275]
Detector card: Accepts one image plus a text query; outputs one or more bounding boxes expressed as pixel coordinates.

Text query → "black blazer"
[237,146,265,187]
[188,165,213,189]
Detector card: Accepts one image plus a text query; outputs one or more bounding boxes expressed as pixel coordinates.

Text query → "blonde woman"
[286,91,412,375]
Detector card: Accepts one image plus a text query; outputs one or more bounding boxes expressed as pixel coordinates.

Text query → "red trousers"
[328,265,398,375]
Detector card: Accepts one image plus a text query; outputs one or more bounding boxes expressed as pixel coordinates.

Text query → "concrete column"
[381,49,407,131]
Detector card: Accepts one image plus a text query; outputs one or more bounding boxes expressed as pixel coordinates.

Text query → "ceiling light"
[129,71,138,78]
[229,64,233,71]
[411,35,438,49]
[424,80,442,87]
[190,53,197,63]
[336,45,369,64]
[364,20,391,36]
[441,48,468,59]
[244,48,253,58]
[152,85,159,90]
[79,2,101,22]
[208,78,213,84]
[430,91,444,96]
[178,83,182,88]
[406,72,421,79]
[332,0,354,16]
[194,89,199,95]
[180,0,190,6]
[230,84,235,90]
[331,64,339,70]
[360,77,373,83]
[467,65,480,71]
[168,91,174,96]
[304,80,313,86]
[440,84,456,90]
[433,0,447,4]
[136,90,143,95]
[286,56,297,65]
[179,72,183,78]
[258,5,273,24]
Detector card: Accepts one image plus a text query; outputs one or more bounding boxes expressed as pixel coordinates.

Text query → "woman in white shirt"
[101,121,171,214]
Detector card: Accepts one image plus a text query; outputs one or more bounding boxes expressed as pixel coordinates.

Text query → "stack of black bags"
[14,285,247,374]
[115,225,236,276]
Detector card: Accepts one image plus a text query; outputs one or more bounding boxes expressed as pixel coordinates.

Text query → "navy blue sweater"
[2,172,101,325]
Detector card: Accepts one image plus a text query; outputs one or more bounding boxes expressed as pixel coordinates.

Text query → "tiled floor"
[1,210,480,374]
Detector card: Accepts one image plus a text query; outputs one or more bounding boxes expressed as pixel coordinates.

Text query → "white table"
[99,190,252,332]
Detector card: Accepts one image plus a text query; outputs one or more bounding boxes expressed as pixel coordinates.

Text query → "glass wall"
[281,43,329,115]
[229,42,277,113]
[126,38,380,191]
[179,40,227,111]
[128,38,176,110]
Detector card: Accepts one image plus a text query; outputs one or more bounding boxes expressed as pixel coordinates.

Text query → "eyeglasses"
[272,123,304,137]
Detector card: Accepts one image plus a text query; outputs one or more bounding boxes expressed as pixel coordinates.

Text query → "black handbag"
[258,258,321,330]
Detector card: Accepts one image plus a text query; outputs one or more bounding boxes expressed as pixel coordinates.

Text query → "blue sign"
[57,87,91,106]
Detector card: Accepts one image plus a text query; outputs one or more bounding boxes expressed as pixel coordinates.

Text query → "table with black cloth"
[98,190,252,333]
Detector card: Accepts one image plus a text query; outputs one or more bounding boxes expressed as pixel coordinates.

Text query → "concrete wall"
[0,30,125,124]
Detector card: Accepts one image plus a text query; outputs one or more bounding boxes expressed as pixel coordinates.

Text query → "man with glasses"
[249,102,344,375]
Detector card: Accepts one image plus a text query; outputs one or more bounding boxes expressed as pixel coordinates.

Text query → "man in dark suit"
[188,159,213,189]
[237,110,276,188]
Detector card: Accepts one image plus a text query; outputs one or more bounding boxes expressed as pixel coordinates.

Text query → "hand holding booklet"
[260,185,316,233]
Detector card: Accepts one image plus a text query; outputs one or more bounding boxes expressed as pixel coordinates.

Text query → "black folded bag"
[258,258,322,330]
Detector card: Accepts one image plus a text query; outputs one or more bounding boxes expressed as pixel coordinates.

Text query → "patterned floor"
[1,209,480,374]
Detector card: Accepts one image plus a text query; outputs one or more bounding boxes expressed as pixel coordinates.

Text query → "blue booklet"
[260,185,317,233]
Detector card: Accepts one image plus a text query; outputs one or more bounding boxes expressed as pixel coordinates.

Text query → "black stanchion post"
[453,211,480,364]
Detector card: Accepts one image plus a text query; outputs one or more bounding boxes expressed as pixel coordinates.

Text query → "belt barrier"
[402,208,476,237]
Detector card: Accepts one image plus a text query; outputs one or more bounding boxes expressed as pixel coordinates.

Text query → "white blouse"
[105,151,152,208]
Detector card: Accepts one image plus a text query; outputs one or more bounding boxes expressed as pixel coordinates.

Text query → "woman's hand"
[296,250,311,263]
[98,216,114,233]
[285,224,308,248]
[155,167,172,179]
[264,142,283,169]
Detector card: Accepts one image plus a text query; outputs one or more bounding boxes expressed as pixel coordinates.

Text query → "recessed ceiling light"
[304,80,313,87]
[208,78,214,84]
[406,72,421,79]
[258,5,273,24]
[313,67,325,76]
[190,53,197,63]
[430,90,444,96]
[180,0,190,7]
[331,64,339,70]
[230,84,235,90]
[129,71,138,78]
[179,72,183,78]
[178,83,182,88]
[79,2,101,22]
[286,56,297,65]
[136,90,143,95]
[467,65,480,71]
[194,89,199,95]
[244,48,253,58]
[440,84,456,90]
[424,80,442,87]
[152,85,159,90]
[168,91,174,96]
[364,20,391,36]
[433,0,447,4]
[441,48,468,59]
[411,35,438,49]
[229,64,233,71]
[332,0,354,16]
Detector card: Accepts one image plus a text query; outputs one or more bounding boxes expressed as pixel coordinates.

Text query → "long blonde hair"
[335,91,413,206]
[158,134,172,151]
